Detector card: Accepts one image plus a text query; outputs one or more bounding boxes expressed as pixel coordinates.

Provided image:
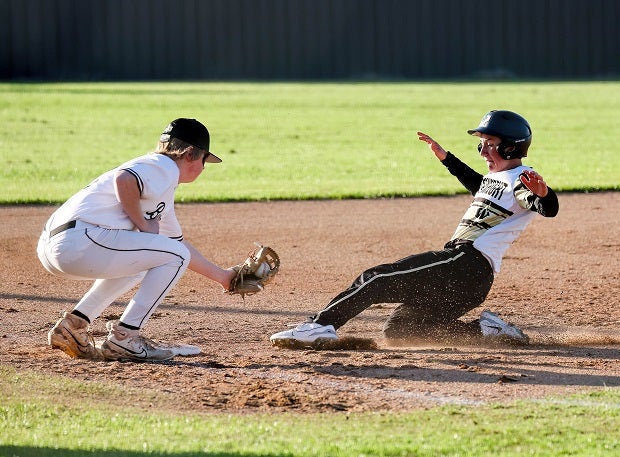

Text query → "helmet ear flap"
[498,143,516,160]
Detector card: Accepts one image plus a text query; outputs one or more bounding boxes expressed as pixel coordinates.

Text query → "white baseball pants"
[37,220,190,328]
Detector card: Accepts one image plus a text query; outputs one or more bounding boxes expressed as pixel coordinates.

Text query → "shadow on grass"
[0,446,288,457]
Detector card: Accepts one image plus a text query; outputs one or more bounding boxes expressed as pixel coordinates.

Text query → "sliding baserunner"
[271,110,559,347]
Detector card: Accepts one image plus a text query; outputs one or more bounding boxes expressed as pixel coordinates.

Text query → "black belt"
[444,238,473,249]
[49,220,77,237]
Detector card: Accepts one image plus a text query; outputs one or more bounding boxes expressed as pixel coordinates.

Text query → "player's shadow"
[0,292,323,320]
[169,344,620,388]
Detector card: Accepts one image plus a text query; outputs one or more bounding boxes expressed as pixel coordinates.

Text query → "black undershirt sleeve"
[514,175,560,217]
[440,151,483,196]
[532,188,559,217]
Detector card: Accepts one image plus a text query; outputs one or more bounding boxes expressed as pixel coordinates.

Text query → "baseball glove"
[227,243,280,298]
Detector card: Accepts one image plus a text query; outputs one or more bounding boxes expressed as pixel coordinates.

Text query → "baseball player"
[271,110,559,346]
[38,118,237,361]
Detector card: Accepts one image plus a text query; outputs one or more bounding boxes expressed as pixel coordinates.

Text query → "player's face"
[478,134,512,172]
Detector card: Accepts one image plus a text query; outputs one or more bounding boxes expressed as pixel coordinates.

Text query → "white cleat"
[100,321,176,361]
[270,322,338,347]
[480,309,529,344]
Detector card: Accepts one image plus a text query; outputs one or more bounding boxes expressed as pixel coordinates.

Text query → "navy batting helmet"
[468,110,532,159]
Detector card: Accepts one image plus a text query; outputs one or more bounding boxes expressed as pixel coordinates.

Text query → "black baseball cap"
[160,118,222,163]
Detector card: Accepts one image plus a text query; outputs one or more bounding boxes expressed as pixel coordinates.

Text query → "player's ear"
[181,146,196,161]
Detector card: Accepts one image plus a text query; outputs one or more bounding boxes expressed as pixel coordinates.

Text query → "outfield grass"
[0,81,618,203]
[0,367,618,456]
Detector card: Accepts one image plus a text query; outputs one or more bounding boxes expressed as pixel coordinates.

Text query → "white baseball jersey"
[39,152,192,329]
[450,165,536,273]
[47,153,183,240]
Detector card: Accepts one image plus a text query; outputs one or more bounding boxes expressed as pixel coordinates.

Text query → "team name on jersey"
[478,177,508,200]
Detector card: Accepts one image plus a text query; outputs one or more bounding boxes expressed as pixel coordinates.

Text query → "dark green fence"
[1,0,618,80]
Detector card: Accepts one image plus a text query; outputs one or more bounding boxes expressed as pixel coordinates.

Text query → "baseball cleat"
[48,311,101,360]
[270,322,338,347]
[479,309,529,344]
[100,321,176,361]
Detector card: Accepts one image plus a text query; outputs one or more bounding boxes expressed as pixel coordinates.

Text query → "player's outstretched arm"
[518,170,559,217]
[417,131,483,195]
[417,131,448,161]
[519,170,548,197]
[182,240,236,290]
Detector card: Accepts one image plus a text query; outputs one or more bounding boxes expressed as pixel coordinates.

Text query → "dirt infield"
[1,192,619,413]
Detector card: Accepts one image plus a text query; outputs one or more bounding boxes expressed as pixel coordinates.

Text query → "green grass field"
[1,367,618,456]
[0,81,618,203]
[1,82,618,456]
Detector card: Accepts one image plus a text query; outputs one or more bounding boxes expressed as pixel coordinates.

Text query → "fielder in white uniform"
[271,110,559,347]
[39,118,236,361]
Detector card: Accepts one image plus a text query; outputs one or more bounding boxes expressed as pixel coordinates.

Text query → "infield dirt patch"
[1,192,619,412]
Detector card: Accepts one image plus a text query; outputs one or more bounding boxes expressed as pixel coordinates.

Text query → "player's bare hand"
[519,170,548,197]
[222,268,237,291]
[417,132,448,161]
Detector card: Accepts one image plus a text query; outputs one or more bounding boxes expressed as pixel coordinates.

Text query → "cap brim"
[205,152,222,163]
